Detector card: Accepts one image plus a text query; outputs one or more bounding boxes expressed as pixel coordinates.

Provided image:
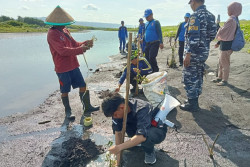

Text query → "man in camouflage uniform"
[180,0,217,112]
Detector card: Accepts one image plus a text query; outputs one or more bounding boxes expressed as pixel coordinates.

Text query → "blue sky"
[0,0,249,26]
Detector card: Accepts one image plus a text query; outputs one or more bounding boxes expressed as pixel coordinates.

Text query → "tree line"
[0,15,45,26]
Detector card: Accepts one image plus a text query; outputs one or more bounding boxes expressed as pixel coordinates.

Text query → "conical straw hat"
[45,5,75,26]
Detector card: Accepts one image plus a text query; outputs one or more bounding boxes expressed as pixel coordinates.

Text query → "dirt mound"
[97,90,113,99]
[58,138,104,167]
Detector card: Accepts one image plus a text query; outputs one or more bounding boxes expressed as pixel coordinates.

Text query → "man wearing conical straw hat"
[45,6,99,120]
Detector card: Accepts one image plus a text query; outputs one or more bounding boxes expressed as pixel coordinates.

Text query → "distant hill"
[75,21,121,28]
[36,17,134,29]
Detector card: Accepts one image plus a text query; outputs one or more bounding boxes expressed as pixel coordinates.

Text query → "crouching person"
[101,92,167,165]
[115,54,152,94]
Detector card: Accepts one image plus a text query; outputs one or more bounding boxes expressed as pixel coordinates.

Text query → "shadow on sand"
[121,146,179,167]
[192,106,250,167]
[227,83,250,99]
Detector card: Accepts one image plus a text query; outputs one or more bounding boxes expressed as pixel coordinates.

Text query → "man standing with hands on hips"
[180,0,217,112]
[144,9,164,73]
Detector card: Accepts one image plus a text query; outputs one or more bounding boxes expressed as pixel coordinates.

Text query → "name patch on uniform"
[189,17,196,25]
[189,26,198,31]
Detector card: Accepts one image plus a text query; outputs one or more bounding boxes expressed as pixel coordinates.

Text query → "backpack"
[231,18,245,51]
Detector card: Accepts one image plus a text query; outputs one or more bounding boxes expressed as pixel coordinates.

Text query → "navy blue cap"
[184,13,190,18]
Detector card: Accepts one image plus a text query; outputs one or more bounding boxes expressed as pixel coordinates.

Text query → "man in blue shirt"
[180,0,217,112]
[175,13,190,66]
[138,18,146,53]
[115,53,152,93]
[144,9,164,73]
[118,21,128,53]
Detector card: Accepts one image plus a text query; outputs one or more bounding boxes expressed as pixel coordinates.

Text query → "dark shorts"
[56,68,86,93]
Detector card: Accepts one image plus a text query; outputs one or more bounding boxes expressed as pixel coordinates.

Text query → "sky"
[0,0,250,26]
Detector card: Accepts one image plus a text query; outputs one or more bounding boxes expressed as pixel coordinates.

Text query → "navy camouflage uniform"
[183,5,217,99]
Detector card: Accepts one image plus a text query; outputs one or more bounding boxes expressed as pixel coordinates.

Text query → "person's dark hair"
[101,92,125,117]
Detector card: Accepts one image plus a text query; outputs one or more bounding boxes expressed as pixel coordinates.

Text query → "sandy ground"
[0,38,250,167]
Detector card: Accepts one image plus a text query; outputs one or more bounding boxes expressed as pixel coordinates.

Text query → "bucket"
[142,71,169,107]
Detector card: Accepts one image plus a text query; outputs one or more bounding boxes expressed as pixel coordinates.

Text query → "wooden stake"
[119,32,132,165]
[135,34,141,96]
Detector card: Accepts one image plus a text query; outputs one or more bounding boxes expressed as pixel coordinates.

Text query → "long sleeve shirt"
[119,57,152,85]
[112,98,154,137]
[47,27,87,73]
[184,5,217,62]
[118,26,128,39]
[138,23,145,39]
[175,22,187,42]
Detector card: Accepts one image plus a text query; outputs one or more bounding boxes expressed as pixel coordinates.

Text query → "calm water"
[0,30,119,118]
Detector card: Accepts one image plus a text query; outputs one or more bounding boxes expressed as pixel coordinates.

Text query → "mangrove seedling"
[105,141,117,167]
[202,134,220,159]
[84,35,97,72]
[168,37,177,68]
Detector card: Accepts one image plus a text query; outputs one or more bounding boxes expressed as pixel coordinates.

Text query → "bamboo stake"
[119,32,132,165]
[135,34,141,96]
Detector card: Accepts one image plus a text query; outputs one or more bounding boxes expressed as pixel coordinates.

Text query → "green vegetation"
[162,25,178,37]
[0,20,48,32]
[0,15,123,33]
[238,20,250,42]
[0,15,48,32]
[240,20,250,53]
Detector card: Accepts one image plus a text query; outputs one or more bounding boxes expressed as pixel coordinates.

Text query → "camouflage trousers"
[182,60,205,99]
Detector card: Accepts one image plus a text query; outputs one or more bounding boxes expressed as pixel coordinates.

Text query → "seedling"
[167,37,177,68]
[83,35,97,72]
[202,134,220,159]
[105,141,117,167]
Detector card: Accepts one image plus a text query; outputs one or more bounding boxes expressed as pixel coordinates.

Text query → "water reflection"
[0,30,119,118]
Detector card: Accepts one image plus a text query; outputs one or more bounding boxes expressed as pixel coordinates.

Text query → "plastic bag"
[142,72,169,107]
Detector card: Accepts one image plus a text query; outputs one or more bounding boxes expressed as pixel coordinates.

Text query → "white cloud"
[82,4,99,11]
[21,6,30,10]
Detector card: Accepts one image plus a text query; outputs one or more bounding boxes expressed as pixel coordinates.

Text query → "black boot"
[180,98,200,112]
[80,90,100,114]
[61,96,75,120]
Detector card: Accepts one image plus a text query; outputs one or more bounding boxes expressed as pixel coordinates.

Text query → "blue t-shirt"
[145,19,163,43]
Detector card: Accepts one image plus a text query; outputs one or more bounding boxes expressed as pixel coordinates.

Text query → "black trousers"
[178,41,185,65]
[126,126,167,154]
[141,126,167,153]
[145,41,160,72]
[130,72,137,89]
